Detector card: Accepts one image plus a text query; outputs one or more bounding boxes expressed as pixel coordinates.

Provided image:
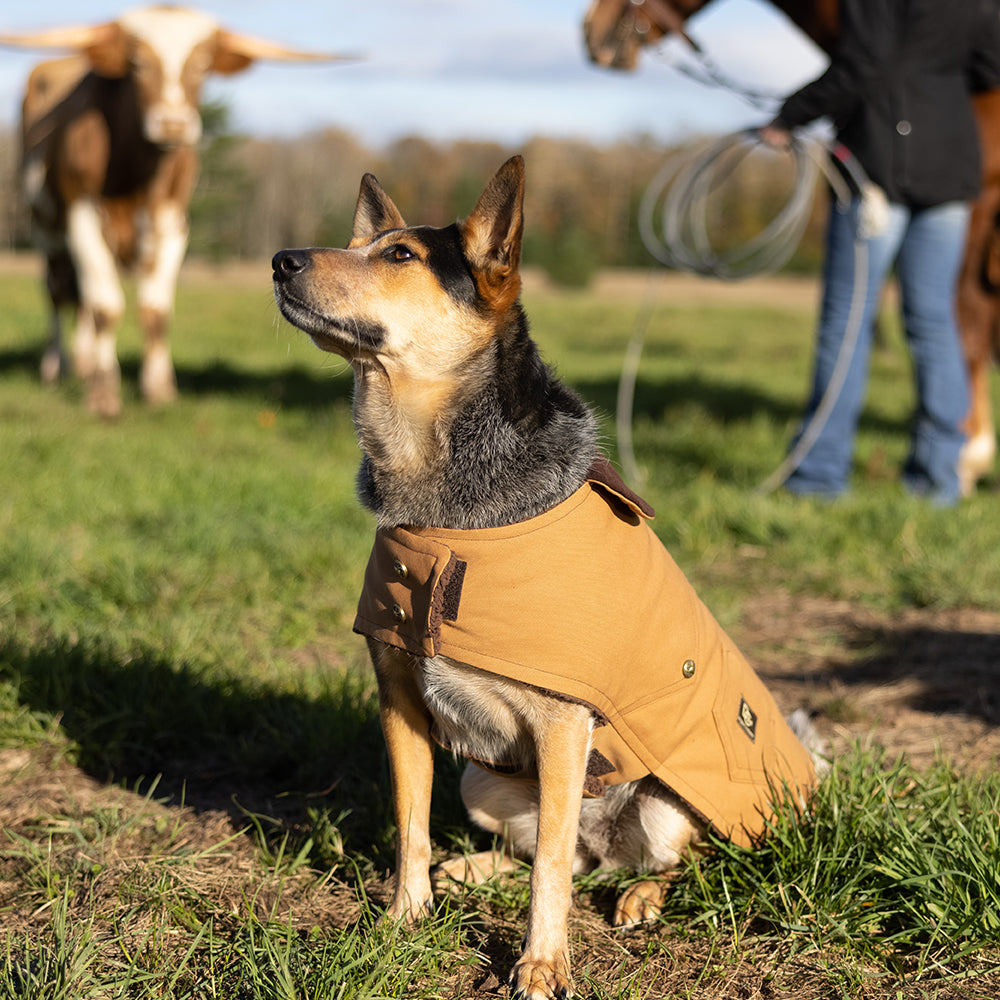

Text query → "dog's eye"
[388,244,415,262]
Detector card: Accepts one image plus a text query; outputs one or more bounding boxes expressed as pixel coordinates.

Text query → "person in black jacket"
[761,0,1000,504]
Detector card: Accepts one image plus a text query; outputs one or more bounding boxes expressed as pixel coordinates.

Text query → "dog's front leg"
[370,642,436,923]
[511,702,593,1000]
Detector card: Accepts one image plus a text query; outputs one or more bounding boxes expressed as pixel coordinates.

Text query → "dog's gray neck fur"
[356,304,598,531]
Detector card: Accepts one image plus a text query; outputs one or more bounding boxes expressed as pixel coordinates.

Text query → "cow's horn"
[0,23,115,50]
[216,29,357,63]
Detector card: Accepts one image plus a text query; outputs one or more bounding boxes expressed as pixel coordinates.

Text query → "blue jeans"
[785,197,971,504]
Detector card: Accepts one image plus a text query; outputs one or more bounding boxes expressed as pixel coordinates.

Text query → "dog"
[272,155,820,1000]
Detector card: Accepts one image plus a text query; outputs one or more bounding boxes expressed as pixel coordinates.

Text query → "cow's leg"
[40,306,67,385]
[138,201,188,405]
[39,249,78,384]
[66,198,125,417]
[71,305,97,381]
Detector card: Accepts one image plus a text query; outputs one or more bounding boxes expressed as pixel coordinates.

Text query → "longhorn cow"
[1,5,339,416]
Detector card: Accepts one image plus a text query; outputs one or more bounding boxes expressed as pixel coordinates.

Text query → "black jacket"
[775,0,1000,206]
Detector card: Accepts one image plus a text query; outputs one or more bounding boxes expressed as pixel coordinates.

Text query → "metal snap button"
[896,119,911,136]
[682,659,696,678]
[393,558,408,579]
[392,603,407,623]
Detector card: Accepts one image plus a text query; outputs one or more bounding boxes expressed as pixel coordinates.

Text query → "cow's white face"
[8,5,333,149]
[118,7,220,147]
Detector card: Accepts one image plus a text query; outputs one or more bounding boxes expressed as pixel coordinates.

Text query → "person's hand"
[758,123,792,149]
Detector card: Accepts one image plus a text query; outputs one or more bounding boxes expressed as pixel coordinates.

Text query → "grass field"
[1,257,998,998]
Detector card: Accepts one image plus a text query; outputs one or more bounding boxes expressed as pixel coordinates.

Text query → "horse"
[584,0,1000,495]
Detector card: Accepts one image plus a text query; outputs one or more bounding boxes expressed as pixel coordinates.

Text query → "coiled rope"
[618,128,879,492]
[637,128,837,277]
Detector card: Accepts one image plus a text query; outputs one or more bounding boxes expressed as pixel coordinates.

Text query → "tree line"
[0,102,828,287]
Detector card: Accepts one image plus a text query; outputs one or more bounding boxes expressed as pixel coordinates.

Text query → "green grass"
[659,748,1000,957]
[0,261,998,998]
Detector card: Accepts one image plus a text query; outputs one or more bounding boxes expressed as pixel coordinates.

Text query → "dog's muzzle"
[272,249,312,283]
[271,248,388,354]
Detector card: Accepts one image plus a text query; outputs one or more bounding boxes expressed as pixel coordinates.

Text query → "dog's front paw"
[613,879,668,927]
[509,954,573,999]
[383,889,434,926]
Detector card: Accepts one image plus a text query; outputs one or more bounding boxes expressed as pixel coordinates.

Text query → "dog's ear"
[460,156,525,311]
[348,173,406,248]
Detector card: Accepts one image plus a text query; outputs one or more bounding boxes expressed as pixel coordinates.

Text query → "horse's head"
[583,0,708,70]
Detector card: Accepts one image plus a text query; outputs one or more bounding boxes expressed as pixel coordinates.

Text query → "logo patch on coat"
[738,697,757,743]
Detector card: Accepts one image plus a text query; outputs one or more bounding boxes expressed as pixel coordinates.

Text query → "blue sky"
[0,0,828,146]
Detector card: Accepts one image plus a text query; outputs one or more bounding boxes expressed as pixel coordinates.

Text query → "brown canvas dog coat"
[354,458,816,849]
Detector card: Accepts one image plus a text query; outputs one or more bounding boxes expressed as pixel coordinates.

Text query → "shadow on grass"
[1,344,909,446]
[830,623,1000,726]
[5,615,997,816]
[175,360,354,410]
[0,633,467,865]
[577,372,911,438]
[0,348,353,411]
[576,372,801,427]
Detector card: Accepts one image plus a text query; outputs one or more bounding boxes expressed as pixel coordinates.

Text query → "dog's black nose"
[272,249,311,281]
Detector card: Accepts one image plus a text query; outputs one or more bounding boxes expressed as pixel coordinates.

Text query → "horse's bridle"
[584,0,704,70]
[630,0,702,51]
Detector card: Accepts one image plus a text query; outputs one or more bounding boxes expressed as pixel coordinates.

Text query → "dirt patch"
[737,592,1000,773]
[0,743,359,938]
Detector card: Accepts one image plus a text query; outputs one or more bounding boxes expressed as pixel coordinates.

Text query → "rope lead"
[618,130,876,491]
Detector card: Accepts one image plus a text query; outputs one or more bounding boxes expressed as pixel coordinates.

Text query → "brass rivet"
[682,659,696,678]
[393,558,408,579]
[392,603,407,623]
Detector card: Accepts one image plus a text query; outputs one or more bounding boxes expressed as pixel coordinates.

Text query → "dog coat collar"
[354,456,816,848]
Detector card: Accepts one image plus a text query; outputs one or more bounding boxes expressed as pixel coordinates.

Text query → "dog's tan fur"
[272,157,810,999]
